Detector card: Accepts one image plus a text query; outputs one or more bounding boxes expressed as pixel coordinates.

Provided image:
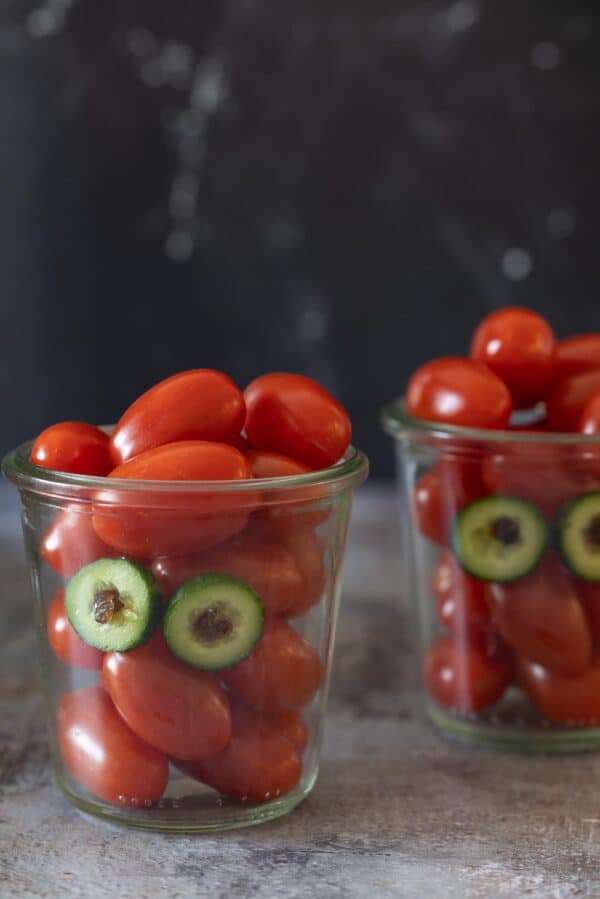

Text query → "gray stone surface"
[1,484,600,898]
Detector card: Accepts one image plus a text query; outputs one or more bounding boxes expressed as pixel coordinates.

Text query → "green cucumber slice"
[452,495,548,582]
[164,573,264,670]
[558,492,600,582]
[65,558,161,651]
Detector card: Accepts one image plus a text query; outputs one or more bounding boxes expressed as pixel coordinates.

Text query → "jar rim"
[381,398,600,446]
[2,434,369,498]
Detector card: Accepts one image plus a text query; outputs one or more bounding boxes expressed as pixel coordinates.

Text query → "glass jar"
[2,439,368,831]
[383,399,600,751]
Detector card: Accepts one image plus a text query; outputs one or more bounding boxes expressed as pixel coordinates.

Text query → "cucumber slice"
[164,573,264,671]
[65,558,161,651]
[452,495,548,582]
[558,492,600,582]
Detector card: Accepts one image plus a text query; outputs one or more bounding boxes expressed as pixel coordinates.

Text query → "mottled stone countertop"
[1,484,599,898]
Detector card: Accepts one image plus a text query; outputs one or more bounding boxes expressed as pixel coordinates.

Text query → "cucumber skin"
[65,559,162,652]
[451,495,548,584]
[556,492,600,582]
[163,572,265,671]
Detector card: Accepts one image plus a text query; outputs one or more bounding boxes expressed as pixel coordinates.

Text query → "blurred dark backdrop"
[0,0,598,476]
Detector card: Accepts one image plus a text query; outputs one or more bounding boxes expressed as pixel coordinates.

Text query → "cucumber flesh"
[164,573,264,670]
[452,495,547,582]
[558,492,600,582]
[65,558,161,651]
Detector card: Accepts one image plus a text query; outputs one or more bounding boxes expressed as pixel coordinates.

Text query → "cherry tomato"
[517,655,600,725]
[92,441,256,559]
[413,460,483,546]
[58,686,168,805]
[556,334,600,381]
[246,450,330,533]
[102,633,231,760]
[175,704,301,803]
[110,369,246,465]
[244,373,351,469]
[41,505,114,577]
[246,450,310,480]
[152,531,306,616]
[470,307,557,408]
[580,393,600,435]
[486,557,591,675]
[481,442,593,520]
[223,619,322,711]
[47,590,104,670]
[222,701,308,753]
[545,370,600,431]
[263,708,308,753]
[574,580,600,644]
[102,632,231,759]
[275,527,326,617]
[573,394,600,480]
[406,357,512,429]
[31,422,112,476]
[433,550,491,643]
[424,635,511,713]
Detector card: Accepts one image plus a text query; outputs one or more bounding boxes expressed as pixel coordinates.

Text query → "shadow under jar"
[383,399,600,751]
[2,438,368,831]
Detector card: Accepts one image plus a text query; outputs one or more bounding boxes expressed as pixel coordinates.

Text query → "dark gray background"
[1,0,598,476]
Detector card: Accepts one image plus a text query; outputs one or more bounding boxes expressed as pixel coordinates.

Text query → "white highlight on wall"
[27,0,78,38]
[501,248,533,281]
[530,42,561,71]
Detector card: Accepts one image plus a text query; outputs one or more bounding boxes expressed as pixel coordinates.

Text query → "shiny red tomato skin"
[433,550,491,643]
[517,655,600,725]
[580,393,600,435]
[470,307,557,408]
[32,422,112,476]
[175,704,301,803]
[246,450,330,533]
[106,439,252,482]
[244,373,351,469]
[413,461,483,546]
[274,527,326,617]
[545,371,600,431]
[223,702,308,753]
[152,531,306,616]
[575,580,600,644]
[58,686,169,805]
[47,590,104,670]
[413,467,447,545]
[406,357,513,429]
[424,635,511,713]
[486,557,591,675]
[481,442,594,520]
[92,441,255,559]
[264,708,308,753]
[246,450,310,480]
[556,335,600,380]
[102,634,232,760]
[41,505,114,577]
[575,394,600,479]
[223,619,322,711]
[110,370,246,465]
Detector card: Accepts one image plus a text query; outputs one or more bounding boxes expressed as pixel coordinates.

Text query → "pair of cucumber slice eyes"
[452,492,600,583]
[64,559,264,668]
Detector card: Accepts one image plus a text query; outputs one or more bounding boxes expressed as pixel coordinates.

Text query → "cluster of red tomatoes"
[406,307,600,723]
[33,370,351,807]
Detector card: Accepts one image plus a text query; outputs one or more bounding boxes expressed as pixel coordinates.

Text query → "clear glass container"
[383,399,600,751]
[2,439,368,830]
